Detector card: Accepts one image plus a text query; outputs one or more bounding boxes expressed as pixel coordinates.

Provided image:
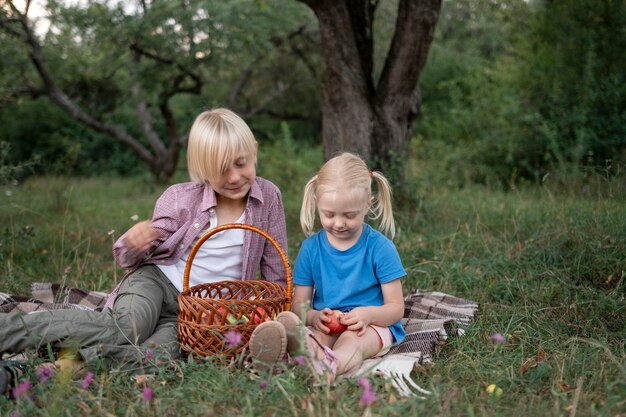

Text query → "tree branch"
[377,0,441,116]
[130,49,166,156]
[5,0,154,164]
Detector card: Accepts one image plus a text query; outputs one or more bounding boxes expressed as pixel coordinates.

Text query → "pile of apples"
[202,306,270,325]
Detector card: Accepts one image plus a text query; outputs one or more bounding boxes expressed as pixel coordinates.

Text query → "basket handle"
[182,223,292,310]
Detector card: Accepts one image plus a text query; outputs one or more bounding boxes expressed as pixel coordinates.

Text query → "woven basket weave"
[178,223,292,357]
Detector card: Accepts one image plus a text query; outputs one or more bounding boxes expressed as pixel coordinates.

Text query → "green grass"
[0,147,624,416]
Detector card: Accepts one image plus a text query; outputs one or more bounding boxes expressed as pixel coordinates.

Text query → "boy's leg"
[0,265,175,366]
[84,320,181,373]
[79,265,181,369]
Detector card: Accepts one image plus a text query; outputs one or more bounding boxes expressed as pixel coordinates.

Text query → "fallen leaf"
[536,348,547,363]
[556,379,571,392]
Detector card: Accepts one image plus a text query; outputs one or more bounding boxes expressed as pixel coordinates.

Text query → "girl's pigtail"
[300,175,318,236]
[370,171,396,239]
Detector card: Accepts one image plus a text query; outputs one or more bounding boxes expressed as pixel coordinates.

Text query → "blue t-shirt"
[293,224,406,343]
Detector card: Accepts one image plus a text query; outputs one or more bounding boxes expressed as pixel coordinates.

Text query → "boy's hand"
[124,221,161,253]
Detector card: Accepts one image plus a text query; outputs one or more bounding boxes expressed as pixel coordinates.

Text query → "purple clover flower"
[293,355,306,366]
[490,333,506,344]
[357,377,377,407]
[36,367,54,383]
[225,330,242,349]
[142,387,154,402]
[81,371,94,389]
[12,380,32,399]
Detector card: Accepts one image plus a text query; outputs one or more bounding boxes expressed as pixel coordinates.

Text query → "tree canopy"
[1,0,624,187]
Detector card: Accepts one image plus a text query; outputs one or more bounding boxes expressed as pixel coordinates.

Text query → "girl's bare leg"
[332,327,381,375]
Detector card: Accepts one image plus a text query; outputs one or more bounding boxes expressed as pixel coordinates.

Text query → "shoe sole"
[249,321,287,367]
[275,311,303,355]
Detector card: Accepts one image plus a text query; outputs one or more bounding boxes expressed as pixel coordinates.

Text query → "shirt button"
[179,244,184,249]
[194,223,200,228]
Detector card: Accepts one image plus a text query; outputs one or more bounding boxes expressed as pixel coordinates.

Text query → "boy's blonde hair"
[187,108,257,183]
[300,152,396,238]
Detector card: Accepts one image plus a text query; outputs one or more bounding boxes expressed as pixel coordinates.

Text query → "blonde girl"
[250,152,405,376]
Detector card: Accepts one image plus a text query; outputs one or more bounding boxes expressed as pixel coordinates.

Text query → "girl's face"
[316,189,369,248]
[210,150,256,203]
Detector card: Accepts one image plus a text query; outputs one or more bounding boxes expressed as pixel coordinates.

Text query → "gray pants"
[0,265,182,372]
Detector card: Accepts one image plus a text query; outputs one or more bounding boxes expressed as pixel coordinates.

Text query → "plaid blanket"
[352,289,479,396]
[0,284,478,396]
[0,283,108,313]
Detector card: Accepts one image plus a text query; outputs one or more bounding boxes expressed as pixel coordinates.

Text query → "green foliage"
[257,122,322,247]
[414,0,626,187]
[0,0,319,179]
[519,0,626,168]
[0,141,39,185]
[0,98,143,177]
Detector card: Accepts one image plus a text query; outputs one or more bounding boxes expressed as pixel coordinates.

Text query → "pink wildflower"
[12,380,32,399]
[357,376,371,390]
[259,380,269,389]
[490,333,506,344]
[225,330,242,349]
[357,377,377,407]
[142,387,154,402]
[81,371,94,389]
[36,367,53,383]
[64,265,72,274]
[145,349,154,361]
[360,388,377,407]
[293,355,306,366]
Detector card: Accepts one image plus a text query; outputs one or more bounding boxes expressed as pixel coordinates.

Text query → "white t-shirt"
[158,212,245,292]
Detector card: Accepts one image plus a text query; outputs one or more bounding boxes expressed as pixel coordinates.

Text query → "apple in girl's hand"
[326,311,347,334]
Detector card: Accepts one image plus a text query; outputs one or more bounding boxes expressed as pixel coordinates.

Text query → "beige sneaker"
[249,321,287,369]
[275,311,304,356]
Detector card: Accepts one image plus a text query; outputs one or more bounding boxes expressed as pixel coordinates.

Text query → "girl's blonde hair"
[300,152,396,238]
[187,108,257,183]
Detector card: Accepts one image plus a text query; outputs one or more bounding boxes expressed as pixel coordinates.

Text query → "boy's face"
[316,189,369,248]
[211,150,256,202]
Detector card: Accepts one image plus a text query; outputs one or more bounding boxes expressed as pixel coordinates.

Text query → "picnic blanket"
[0,284,478,397]
[351,289,479,396]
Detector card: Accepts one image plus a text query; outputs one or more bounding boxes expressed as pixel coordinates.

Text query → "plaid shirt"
[104,177,288,309]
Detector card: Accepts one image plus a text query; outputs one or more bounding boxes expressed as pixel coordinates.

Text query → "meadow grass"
[0,146,624,416]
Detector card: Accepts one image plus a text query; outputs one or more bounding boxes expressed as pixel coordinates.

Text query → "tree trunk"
[299,0,442,191]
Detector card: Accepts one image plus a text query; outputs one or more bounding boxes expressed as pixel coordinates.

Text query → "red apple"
[214,306,228,323]
[326,311,347,334]
[252,306,269,324]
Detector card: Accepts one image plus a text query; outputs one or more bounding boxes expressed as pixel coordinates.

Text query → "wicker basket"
[178,223,292,357]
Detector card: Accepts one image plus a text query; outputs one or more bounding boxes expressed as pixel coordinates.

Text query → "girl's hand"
[124,221,161,253]
[340,307,372,336]
[310,307,334,334]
